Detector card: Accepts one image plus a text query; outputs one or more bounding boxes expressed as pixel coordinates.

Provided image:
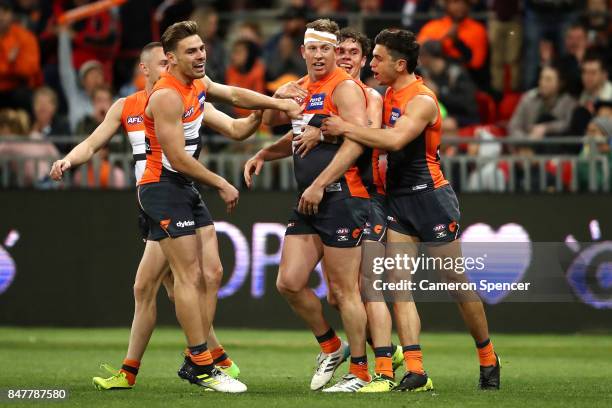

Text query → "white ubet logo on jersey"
[176,220,195,228]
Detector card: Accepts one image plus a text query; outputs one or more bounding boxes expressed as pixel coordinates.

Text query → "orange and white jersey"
[139,71,206,185]
[120,90,147,183]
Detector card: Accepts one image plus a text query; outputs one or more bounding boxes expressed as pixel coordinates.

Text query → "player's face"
[170,34,207,79]
[142,46,168,83]
[301,41,336,79]
[336,39,365,79]
[370,44,400,85]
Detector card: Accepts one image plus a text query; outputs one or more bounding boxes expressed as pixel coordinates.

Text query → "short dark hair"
[140,41,162,60]
[582,51,608,73]
[161,21,199,53]
[306,18,339,37]
[338,27,372,56]
[375,29,420,74]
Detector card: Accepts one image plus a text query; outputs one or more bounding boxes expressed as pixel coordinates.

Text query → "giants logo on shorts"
[307,93,325,110]
[160,219,171,230]
[126,115,143,125]
[373,224,383,234]
[449,221,458,233]
[352,228,362,239]
[389,107,401,126]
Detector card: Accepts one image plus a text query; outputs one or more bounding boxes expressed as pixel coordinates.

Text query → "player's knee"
[203,263,223,291]
[276,277,302,297]
[173,264,205,290]
[328,281,358,306]
[133,279,156,303]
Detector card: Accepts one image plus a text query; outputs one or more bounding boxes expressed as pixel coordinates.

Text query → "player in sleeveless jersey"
[270,28,405,391]
[245,19,372,393]
[321,29,500,392]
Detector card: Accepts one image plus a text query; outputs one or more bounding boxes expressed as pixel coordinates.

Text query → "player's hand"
[274,81,308,103]
[217,180,239,214]
[321,114,347,137]
[294,125,321,158]
[243,153,265,189]
[49,159,72,181]
[298,184,324,215]
[281,98,304,120]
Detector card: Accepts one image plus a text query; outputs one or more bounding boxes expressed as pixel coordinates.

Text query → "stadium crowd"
[0,0,611,190]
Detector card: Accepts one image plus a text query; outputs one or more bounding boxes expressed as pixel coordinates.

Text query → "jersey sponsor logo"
[176,220,195,228]
[412,184,428,191]
[436,230,448,239]
[389,107,401,126]
[126,115,143,125]
[183,106,195,119]
[325,182,342,192]
[307,93,326,110]
[337,235,349,241]
[198,91,206,110]
[336,227,349,234]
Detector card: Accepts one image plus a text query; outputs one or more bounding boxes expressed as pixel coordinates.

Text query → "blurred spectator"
[191,7,226,83]
[309,0,340,16]
[582,0,610,50]
[264,6,307,82]
[236,21,263,45]
[417,0,488,88]
[75,85,113,137]
[359,0,402,41]
[558,23,589,97]
[29,86,71,153]
[72,143,126,189]
[0,108,59,187]
[58,25,105,131]
[489,0,522,92]
[419,40,479,127]
[579,53,612,112]
[465,128,505,192]
[115,0,156,92]
[53,0,120,81]
[13,0,48,34]
[118,60,145,98]
[154,0,194,38]
[594,99,612,117]
[577,116,612,191]
[0,0,42,112]
[522,0,580,90]
[226,39,265,117]
[508,65,577,141]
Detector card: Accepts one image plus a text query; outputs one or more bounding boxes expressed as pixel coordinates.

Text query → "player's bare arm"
[202,75,302,120]
[49,98,125,180]
[202,102,262,141]
[298,80,367,215]
[243,130,293,188]
[262,80,308,126]
[150,88,239,213]
[321,94,437,151]
[366,88,383,128]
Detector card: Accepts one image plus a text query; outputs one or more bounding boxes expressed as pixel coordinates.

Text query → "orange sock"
[476,339,497,366]
[403,345,425,375]
[349,357,371,382]
[211,346,233,367]
[189,350,214,366]
[120,358,140,385]
[373,346,394,378]
[316,328,341,354]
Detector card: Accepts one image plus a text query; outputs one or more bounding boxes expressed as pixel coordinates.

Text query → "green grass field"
[0,327,611,407]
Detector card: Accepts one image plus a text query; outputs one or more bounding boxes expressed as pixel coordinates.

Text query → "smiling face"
[302,41,337,80]
[168,34,207,80]
[370,44,404,86]
[336,39,365,79]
